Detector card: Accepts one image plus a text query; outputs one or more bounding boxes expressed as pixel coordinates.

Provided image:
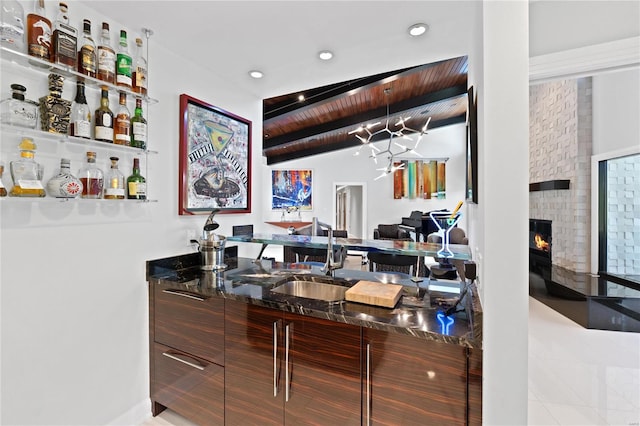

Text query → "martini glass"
[429,210,462,258]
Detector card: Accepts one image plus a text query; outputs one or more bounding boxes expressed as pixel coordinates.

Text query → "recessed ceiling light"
[318,50,333,61]
[298,95,305,101]
[249,70,263,79]
[408,23,429,37]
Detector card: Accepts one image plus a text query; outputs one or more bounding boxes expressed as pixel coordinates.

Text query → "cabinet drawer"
[152,343,224,425]
[154,283,224,365]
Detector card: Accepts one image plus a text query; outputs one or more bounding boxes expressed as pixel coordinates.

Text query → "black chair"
[285,229,348,263]
[368,252,429,277]
[373,224,412,241]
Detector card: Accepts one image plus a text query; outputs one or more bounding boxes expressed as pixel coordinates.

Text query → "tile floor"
[528,298,640,425]
[142,280,640,426]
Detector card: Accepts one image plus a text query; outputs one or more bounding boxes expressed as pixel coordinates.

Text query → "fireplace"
[529,219,552,269]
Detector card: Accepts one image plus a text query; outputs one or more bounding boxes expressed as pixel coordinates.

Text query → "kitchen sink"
[270,277,350,302]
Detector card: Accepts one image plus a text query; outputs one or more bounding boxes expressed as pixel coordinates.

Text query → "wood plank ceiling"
[262,55,468,165]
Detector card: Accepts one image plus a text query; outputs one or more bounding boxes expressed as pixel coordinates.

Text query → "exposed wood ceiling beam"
[263,84,468,150]
[264,114,467,165]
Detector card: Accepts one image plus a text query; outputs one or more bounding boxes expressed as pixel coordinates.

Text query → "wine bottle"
[113,91,130,145]
[70,80,91,139]
[77,19,97,77]
[104,156,125,199]
[94,86,113,143]
[126,157,146,200]
[130,97,147,149]
[78,151,103,199]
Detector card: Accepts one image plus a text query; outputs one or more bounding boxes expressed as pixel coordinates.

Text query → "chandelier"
[351,88,431,180]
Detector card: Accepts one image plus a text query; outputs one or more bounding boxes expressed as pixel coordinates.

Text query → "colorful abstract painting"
[178,94,252,214]
[271,170,313,210]
[393,159,446,199]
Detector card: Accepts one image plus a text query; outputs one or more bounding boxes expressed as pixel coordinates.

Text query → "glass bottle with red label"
[78,151,103,199]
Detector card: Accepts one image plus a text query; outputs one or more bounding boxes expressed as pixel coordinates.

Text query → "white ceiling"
[88,1,480,100]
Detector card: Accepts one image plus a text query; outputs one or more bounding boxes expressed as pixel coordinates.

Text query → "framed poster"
[271,169,313,211]
[179,94,252,214]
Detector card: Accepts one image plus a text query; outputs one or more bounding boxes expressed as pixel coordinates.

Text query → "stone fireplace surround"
[529,78,592,273]
[528,78,640,332]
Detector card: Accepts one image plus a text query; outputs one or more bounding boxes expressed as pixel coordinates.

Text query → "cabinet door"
[225,300,285,426]
[284,313,362,426]
[364,329,468,425]
[468,347,483,425]
[154,283,224,365]
[152,343,224,425]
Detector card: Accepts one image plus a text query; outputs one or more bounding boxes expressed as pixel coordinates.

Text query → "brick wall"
[606,154,640,275]
[529,78,592,272]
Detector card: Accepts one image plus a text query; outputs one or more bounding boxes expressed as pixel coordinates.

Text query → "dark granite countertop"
[147,254,482,349]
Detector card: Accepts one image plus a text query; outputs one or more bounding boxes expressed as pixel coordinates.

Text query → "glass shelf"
[226,233,472,260]
[0,46,158,104]
[1,124,158,155]
[0,196,157,203]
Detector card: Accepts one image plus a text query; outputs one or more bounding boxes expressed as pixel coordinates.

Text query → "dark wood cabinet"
[283,311,362,425]
[154,284,224,365]
[152,343,224,425]
[225,300,361,426]
[150,282,225,424]
[225,301,285,425]
[149,274,481,425]
[468,347,483,425]
[363,329,470,425]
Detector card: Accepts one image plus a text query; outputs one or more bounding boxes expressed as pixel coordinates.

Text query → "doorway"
[333,182,367,238]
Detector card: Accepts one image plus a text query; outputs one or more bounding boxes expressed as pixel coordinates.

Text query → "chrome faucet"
[322,226,346,277]
[203,208,221,237]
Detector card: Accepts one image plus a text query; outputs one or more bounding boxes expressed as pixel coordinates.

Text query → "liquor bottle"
[130,98,147,149]
[39,73,71,134]
[103,156,125,199]
[1,0,25,52]
[51,2,77,68]
[113,91,130,145]
[9,137,46,197]
[70,80,91,139]
[0,161,8,197]
[46,158,83,198]
[126,157,146,200]
[132,37,147,95]
[94,86,113,143]
[77,19,97,77]
[0,83,38,129]
[115,30,132,88]
[97,22,115,83]
[78,151,103,199]
[26,0,51,62]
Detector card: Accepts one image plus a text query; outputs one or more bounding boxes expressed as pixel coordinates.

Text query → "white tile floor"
[141,295,640,426]
[528,297,640,426]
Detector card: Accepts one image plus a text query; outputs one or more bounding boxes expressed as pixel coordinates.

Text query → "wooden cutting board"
[345,280,404,308]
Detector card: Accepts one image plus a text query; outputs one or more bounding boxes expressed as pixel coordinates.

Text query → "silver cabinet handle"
[162,351,205,371]
[273,321,278,397]
[366,343,371,426]
[285,323,291,402]
[162,289,205,301]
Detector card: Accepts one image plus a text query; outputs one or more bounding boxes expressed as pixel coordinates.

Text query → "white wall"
[0,2,263,425]
[479,2,530,423]
[3,1,632,425]
[529,1,640,57]
[592,68,640,156]
[262,123,469,238]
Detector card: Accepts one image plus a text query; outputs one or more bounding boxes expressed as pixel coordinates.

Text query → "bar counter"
[147,253,482,348]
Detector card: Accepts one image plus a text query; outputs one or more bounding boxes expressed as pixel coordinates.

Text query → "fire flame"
[534,234,550,251]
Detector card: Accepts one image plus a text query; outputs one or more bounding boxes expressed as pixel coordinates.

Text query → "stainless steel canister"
[200,235,226,270]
